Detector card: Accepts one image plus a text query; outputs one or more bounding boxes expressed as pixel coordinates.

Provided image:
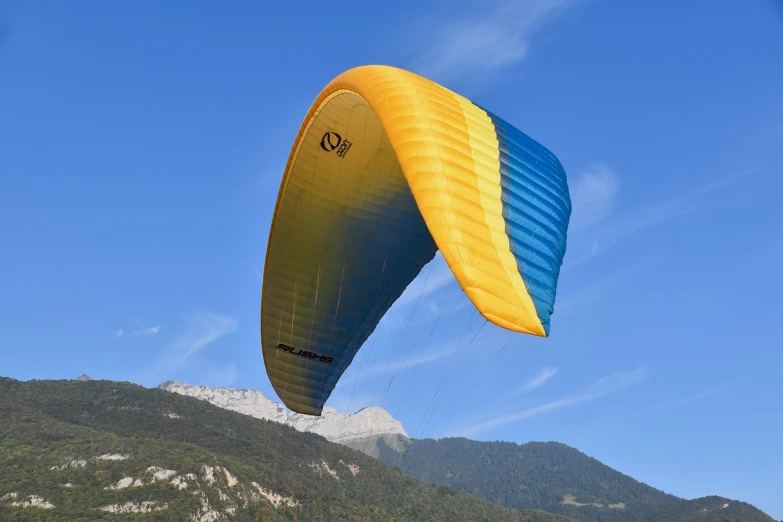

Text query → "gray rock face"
[158,381,408,445]
[76,374,93,381]
[158,380,288,424]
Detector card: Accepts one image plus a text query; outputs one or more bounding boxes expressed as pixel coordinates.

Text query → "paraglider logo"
[320,131,342,152]
[277,343,335,364]
[320,131,353,158]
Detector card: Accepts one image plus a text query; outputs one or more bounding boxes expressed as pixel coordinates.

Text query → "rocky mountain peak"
[158,381,407,446]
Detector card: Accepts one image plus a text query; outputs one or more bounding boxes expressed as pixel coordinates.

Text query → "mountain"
[159,380,407,457]
[160,381,774,522]
[0,376,568,522]
[376,436,774,522]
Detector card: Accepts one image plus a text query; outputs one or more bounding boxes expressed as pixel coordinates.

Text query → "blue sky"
[1,0,782,517]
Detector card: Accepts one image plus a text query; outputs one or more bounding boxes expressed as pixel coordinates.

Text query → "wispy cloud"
[337,345,457,388]
[203,362,240,388]
[569,164,619,231]
[512,366,559,395]
[136,325,161,336]
[609,168,761,241]
[454,368,645,437]
[649,379,745,418]
[138,312,238,385]
[554,259,658,317]
[114,325,162,339]
[165,313,237,369]
[565,167,763,270]
[411,0,582,83]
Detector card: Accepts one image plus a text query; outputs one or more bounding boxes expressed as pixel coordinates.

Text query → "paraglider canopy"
[261,65,571,415]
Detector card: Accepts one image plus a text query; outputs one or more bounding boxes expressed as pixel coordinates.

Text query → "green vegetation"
[0,377,570,521]
[376,436,774,522]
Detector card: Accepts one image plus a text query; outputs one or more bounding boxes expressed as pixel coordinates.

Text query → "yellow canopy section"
[262,65,571,414]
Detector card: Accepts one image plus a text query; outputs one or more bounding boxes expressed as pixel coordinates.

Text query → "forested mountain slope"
[0,377,570,522]
[377,436,774,522]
